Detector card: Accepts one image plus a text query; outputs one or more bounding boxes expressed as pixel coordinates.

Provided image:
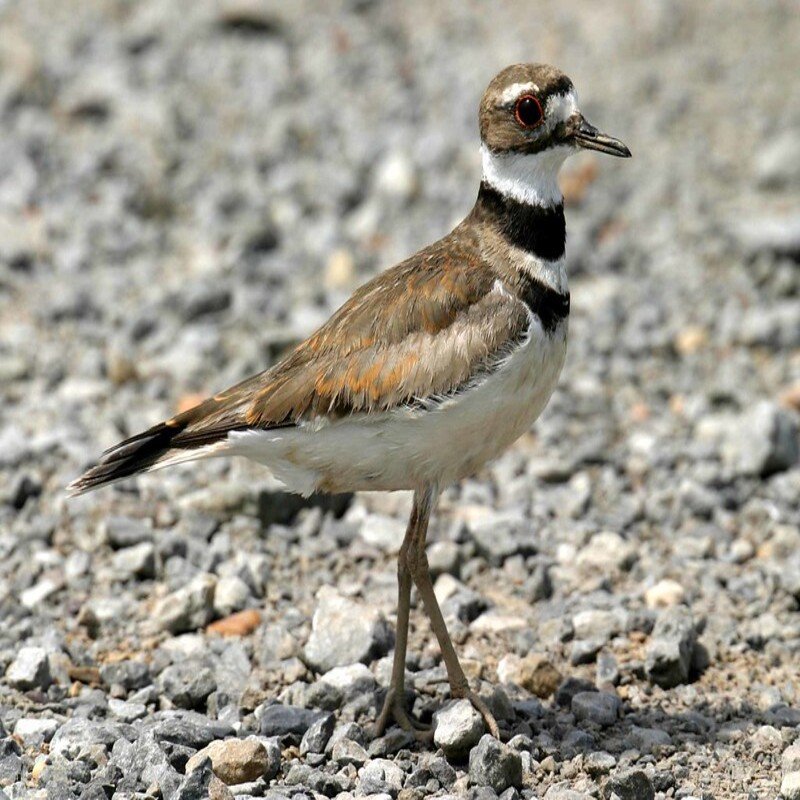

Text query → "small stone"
[571,639,604,665]
[157,662,217,709]
[331,737,369,766]
[427,541,462,577]
[603,769,655,800]
[303,586,393,672]
[182,284,232,321]
[207,609,262,637]
[755,131,800,188]
[596,652,620,686]
[7,473,41,509]
[783,772,800,800]
[374,150,418,202]
[175,755,233,800]
[358,757,405,795]
[545,786,594,800]
[468,735,523,792]
[14,717,59,747]
[585,751,617,776]
[6,646,52,690]
[300,713,335,755]
[108,698,148,723]
[572,609,626,641]
[20,579,59,609]
[113,542,156,579]
[258,704,325,738]
[319,662,376,698]
[628,725,672,752]
[468,514,536,565]
[100,660,150,690]
[576,531,637,572]
[104,515,153,548]
[645,606,697,688]
[496,654,562,698]
[433,699,485,759]
[721,401,799,477]
[324,248,355,290]
[213,576,251,616]
[358,513,406,552]
[732,213,800,259]
[153,573,217,634]
[216,0,284,34]
[50,718,134,759]
[571,692,620,727]
[783,744,800,773]
[645,579,685,608]
[185,738,271,785]
[555,676,596,707]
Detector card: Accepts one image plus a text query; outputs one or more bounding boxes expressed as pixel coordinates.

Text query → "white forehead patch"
[545,90,579,126]
[499,81,540,105]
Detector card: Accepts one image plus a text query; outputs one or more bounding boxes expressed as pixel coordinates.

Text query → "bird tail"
[66,416,228,497]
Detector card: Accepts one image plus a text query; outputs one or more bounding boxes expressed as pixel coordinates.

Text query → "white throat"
[480,143,570,208]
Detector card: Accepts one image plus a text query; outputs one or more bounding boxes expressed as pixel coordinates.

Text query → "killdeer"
[69,63,630,739]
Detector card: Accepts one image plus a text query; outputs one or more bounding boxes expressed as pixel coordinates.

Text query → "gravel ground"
[1,1,799,799]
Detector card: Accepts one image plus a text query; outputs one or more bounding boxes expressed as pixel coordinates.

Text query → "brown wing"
[171,228,529,440]
[67,228,530,495]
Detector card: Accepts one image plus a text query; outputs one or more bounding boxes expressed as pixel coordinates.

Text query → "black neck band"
[477,181,566,261]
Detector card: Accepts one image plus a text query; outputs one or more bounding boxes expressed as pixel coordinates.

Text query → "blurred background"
[0,1,798,798]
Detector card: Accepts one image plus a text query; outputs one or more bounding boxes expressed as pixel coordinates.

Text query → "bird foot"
[373,687,433,742]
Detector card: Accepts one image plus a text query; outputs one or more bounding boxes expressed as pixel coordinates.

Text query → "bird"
[68,63,630,740]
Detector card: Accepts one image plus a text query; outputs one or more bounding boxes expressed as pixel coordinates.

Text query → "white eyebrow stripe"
[545,90,579,125]
[499,81,540,105]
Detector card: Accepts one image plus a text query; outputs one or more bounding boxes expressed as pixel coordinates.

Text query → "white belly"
[227,317,568,494]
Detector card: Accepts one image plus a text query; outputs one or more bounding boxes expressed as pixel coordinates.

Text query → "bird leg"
[404,484,501,739]
[373,490,434,740]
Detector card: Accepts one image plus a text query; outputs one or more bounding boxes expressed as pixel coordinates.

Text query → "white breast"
[226,316,568,494]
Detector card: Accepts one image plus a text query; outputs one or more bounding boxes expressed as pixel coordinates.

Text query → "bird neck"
[480,143,568,209]
[474,151,568,296]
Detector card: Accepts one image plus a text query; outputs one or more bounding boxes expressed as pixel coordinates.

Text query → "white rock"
[645,579,686,609]
[784,744,800,773]
[213,576,252,616]
[14,717,59,746]
[374,151,417,201]
[572,609,627,641]
[358,513,406,553]
[782,772,800,800]
[20,579,59,609]
[304,587,393,672]
[433,699,485,758]
[6,646,52,690]
[153,573,217,633]
[576,531,637,571]
[319,663,375,694]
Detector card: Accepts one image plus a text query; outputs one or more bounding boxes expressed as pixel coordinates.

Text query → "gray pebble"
[153,573,217,634]
[5,646,52,691]
[258,704,326,738]
[571,692,621,727]
[603,768,655,800]
[434,699,485,760]
[645,606,697,688]
[303,587,393,672]
[299,712,335,755]
[468,735,522,792]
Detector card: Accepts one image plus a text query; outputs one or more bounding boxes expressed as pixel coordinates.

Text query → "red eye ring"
[514,94,544,129]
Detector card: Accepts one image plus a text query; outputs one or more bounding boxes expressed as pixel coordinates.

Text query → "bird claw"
[373,687,433,742]
[467,689,501,739]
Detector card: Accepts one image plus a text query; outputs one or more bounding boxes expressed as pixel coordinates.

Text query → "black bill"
[572,116,631,158]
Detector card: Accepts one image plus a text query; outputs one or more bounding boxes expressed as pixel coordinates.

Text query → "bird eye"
[514,95,544,129]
